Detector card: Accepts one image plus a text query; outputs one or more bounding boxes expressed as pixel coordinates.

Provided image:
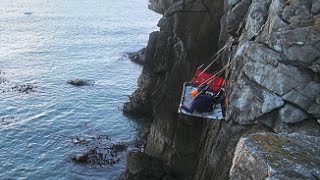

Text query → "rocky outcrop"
[127,48,146,65]
[124,0,320,179]
[230,133,320,179]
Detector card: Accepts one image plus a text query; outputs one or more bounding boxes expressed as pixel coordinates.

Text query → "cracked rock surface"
[230,133,320,179]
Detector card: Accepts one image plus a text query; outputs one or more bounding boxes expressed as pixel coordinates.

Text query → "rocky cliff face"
[124,0,320,179]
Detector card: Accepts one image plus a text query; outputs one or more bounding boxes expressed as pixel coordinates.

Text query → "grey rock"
[227,78,284,125]
[128,48,146,65]
[230,133,320,180]
[283,81,320,119]
[226,0,252,35]
[309,58,320,73]
[282,0,313,24]
[227,0,240,7]
[279,104,309,123]
[148,0,173,14]
[308,103,320,119]
[264,27,320,58]
[67,79,94,86]
[283,89,314,111]
[243,0,271,39]
[312,0,320,14]
[300,81,320,100]
[243,56,312,96]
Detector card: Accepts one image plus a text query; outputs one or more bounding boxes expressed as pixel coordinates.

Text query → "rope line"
[198,38,233,77]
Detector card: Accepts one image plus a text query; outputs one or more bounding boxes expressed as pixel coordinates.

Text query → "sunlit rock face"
[230,133,320,179]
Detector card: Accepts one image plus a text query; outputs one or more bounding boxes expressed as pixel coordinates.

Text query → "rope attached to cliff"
[198,38,234,77]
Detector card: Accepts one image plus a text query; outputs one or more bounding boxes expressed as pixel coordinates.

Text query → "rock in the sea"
[67,79,94,86]
[127,48,146,65]
[69,134,128,167]
[230,133,320,179]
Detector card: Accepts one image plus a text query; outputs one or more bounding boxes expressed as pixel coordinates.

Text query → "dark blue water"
[0,0,160,179]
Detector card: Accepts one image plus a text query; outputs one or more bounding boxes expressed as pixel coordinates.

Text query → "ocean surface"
[0,0,160,179]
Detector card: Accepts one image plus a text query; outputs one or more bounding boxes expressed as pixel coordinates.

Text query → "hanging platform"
[177,82,224,120]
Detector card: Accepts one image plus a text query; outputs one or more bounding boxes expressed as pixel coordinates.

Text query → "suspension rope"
[198,38,234,77]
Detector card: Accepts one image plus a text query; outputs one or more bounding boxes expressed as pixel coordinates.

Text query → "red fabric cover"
[191,67,226,91]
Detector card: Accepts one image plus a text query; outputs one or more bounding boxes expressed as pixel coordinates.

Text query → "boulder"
[230,133,320,179]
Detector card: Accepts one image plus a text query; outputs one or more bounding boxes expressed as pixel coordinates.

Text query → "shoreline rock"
[127,48,146,65]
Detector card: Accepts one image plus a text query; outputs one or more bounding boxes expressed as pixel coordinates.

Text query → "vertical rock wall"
[194,0,320,179]
[125,0,225,178]
[124,0,320,179]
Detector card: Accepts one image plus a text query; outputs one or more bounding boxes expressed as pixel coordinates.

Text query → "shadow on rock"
[124,152,180,180]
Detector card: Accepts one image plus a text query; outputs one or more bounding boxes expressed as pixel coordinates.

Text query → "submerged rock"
[0,116,16,126]
[230,133,320,179]
[67,79,94,86]
[11,84,35,93]
[69,135,128,167]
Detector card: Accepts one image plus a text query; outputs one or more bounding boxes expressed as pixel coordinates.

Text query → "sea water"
[0,0,160,179]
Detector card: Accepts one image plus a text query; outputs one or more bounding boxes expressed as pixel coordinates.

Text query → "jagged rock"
[226,0,252,35]
[308,103,320,119]
[263,24,320,63]
[164,0,208,17]
[128,48,146,65]
[279,104,309,123]
[312,0,320,14]
[227,78,284,125]
[242,44,312,96]
[148,0,174,14]
[230,133,320,179]
[243,0,271,39]
[69,134,128,167]
[283,82,320,120]
[282,0,313,23]
[309,58,320,73]
[123,32,160,117]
